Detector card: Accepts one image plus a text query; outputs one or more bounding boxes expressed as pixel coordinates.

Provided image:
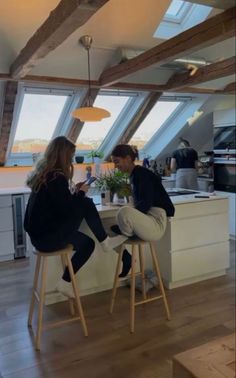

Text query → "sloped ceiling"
[157,94,236,161]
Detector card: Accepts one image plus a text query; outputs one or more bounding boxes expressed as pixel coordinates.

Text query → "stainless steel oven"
[214,160,236,193]
[213,125,236,151]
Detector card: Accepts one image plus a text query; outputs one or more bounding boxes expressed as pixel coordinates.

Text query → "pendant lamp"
[72,35,111,122]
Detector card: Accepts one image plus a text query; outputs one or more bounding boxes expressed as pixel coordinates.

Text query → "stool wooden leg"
[35,256,48,350]
[60,255,75,316]
[65,254,88,337]
[28,254,41,327]
[139,244,147,301]
[110,246,124,314]
[150,242,171,320]
[130,244,137,333]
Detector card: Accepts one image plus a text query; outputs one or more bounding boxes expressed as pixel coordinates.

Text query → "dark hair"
[179,137,190,148]
[111,144,139,161]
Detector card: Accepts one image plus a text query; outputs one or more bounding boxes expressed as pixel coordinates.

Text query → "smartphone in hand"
[85,176,97,185]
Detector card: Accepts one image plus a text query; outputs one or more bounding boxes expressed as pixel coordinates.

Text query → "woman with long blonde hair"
[24,136,126,298]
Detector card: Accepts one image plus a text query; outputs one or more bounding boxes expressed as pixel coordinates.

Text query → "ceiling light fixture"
[72,35,111,122]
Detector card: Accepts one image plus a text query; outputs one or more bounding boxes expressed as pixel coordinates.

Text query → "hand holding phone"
[85,176,97,185]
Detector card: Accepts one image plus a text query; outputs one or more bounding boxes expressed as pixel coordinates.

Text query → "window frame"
[6,84,85,166]
[154,2,212,39]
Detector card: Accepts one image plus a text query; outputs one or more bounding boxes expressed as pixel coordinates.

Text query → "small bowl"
[75,156,84,164]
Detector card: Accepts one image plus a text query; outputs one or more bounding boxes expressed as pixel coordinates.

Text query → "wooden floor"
[0,241,235,378]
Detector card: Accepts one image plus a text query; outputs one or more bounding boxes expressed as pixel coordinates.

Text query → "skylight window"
[75,94,131,152]
[154,0,212,39]
[129,101,182,150]
[165,0,186,19]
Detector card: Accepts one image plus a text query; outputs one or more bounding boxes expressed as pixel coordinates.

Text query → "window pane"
[166,0,185,17]
[12,93,68,154]
[76,95,130,151]
[129,101,181,149]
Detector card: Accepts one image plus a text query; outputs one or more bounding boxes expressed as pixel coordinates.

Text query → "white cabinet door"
[0,195,14,261]
[0,231,15,261]
[215,191,236,238]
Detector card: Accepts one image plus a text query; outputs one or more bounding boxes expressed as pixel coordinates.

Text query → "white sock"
[56,278,75,298]
[101,235,128,253]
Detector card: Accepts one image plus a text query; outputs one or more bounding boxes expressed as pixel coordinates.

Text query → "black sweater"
[24,172,86,248]
[130,166,175,217]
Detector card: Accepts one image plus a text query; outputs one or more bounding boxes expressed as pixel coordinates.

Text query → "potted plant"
[95,169,132,202]
[87,150,104,164]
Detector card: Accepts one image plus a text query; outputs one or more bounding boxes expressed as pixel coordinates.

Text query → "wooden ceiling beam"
[10,0,109,79]
[67,88,100,143]
[99,6,236,86]
[216,82,236,94]
[182,0,235,10]
[0,82,18,166]
[165,56,236,90]
[1,72,235,95]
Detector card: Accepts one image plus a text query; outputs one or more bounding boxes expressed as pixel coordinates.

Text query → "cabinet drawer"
[171,241,230,281]
[171,212,229,251]
[0,230,14,256]
[0,207,13,231]
[0,195,11,208]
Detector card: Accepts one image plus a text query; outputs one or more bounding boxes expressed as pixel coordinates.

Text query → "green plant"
[95,169,132,198]
[87,150,104,159]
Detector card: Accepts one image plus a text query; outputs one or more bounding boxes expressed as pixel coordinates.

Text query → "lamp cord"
[87,48,91,107]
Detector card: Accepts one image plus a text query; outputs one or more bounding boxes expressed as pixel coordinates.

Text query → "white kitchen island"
[156,191,230,289]
[0,187,230,302]
[27,191,230,304]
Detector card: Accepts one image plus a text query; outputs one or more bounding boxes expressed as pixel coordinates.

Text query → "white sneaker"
[101,235,128,253]
[56,278,75,298]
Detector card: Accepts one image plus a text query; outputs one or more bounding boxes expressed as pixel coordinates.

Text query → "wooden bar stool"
[28,244,88,350]
[110,238,171,333]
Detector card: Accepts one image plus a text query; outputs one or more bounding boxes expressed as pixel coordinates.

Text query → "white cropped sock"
[56,278,75,298]
[101,235,128,253]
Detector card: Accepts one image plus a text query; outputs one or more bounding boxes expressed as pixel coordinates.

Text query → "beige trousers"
[116,206,167,241]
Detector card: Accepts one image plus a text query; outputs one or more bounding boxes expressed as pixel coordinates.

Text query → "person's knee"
[84,197,96,210]
[117,206,132,223]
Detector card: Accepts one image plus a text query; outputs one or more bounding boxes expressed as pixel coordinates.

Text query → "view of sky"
[14,93,68,141]
[130,101,181,145]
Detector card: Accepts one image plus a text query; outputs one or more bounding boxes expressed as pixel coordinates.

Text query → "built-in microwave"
[214,161,236,193]
[213,125,236,151]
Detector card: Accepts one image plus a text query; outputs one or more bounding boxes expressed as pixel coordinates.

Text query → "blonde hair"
[26,136,76,192]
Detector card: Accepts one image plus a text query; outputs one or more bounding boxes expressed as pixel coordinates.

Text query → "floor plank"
[0,241,235,378]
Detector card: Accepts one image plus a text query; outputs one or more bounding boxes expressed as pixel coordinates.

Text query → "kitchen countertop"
[0,187,227,206]
[0,186,30,195]
[162,175,213,182]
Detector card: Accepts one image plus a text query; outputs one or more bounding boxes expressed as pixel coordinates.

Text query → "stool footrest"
[33,290,40,302]
[135,295,163,306]
[43,316,81,330]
